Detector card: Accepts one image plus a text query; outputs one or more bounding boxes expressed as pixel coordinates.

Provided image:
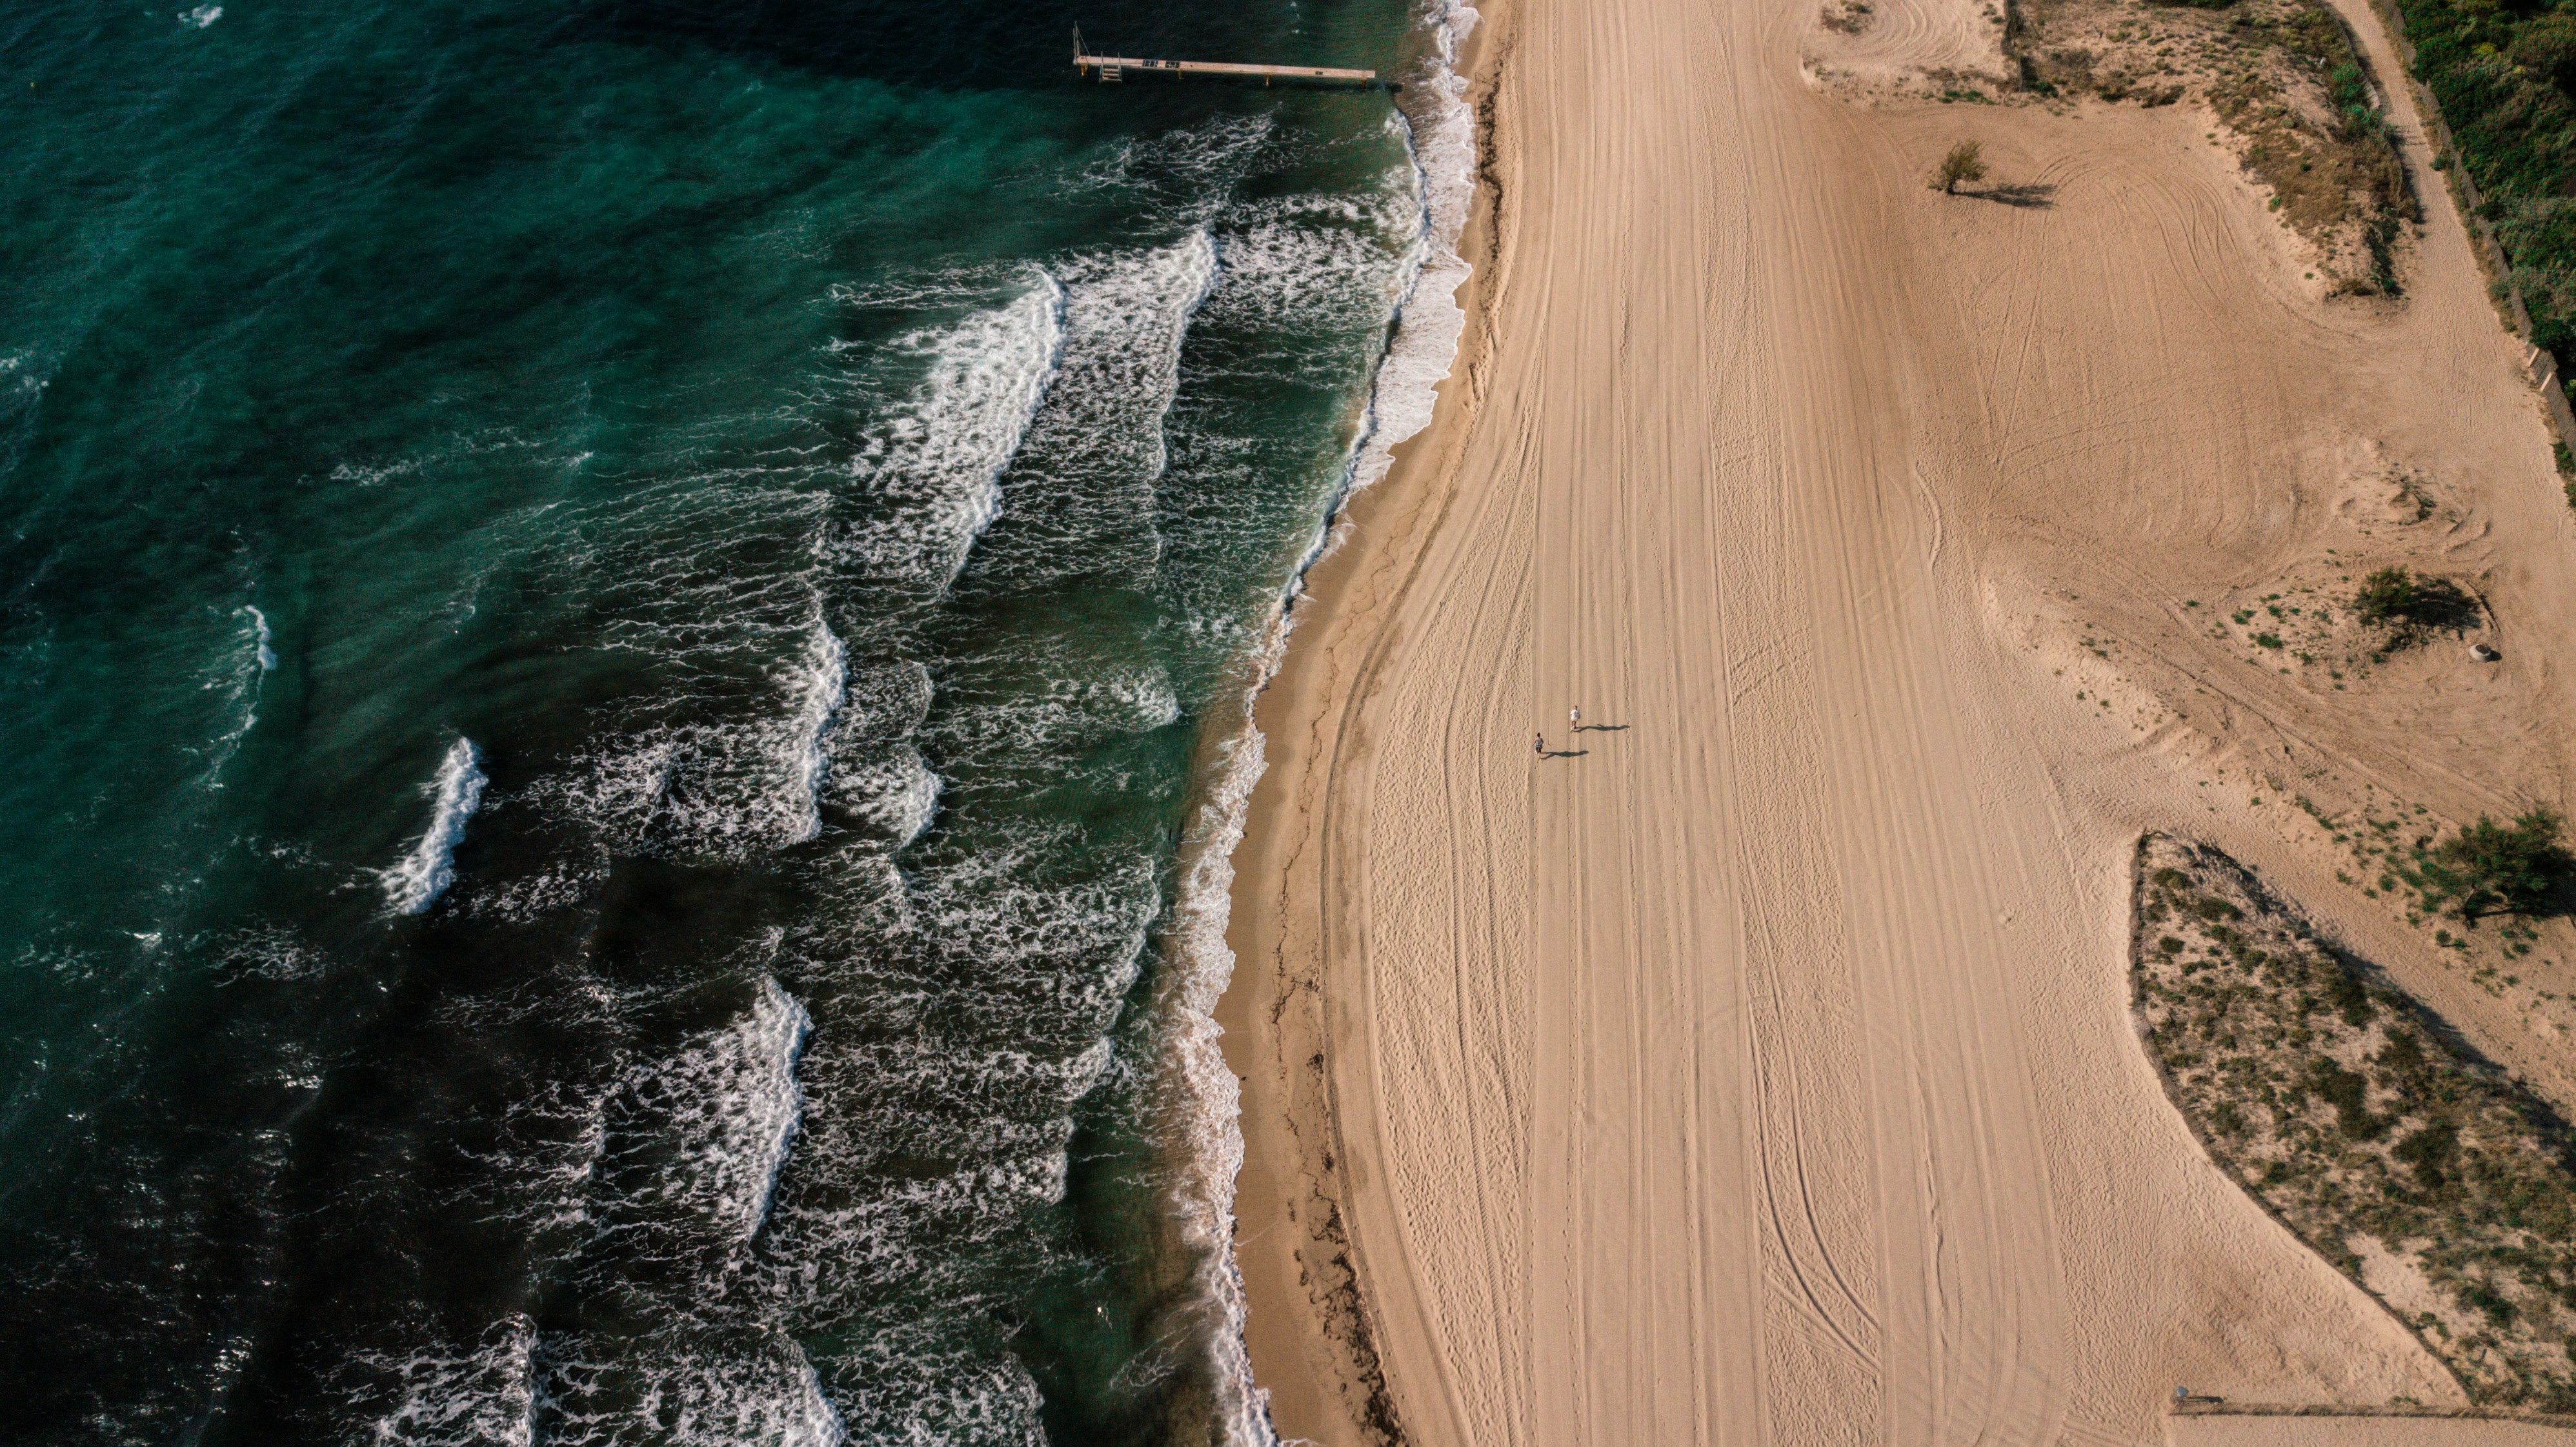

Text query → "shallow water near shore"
[0,0,1467,1441]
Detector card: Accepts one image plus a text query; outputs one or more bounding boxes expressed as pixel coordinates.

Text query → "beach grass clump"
[2134,834,2576,1406]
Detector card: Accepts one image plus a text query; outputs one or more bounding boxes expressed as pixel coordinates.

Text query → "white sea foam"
[823,742,941,847]
[188,602,276,781]
[843,280,1064,589]
[769,1327,1040,1447]
[1202,190,1420,347]
[520,737,672,849]
[510,592,852,860]
[1068,115,1278,230]
[928,660,1181,758]
[382,736,487,915]
[353,1315,538,1447]
[450,1068,616,1242]
[760,1151,1078,1310]
[1347,0,1482,501]
[756,847,1157,1322]
[838,658,932,740]
[347,13,1483,1433]
[178,3,221,26]
[900,841,1158,1026]
[1162,644,1285,1447]
[844,1033,1116,1105]
[456,851,609,923]
[210,924,328,984]
[535,1328,845,1447]
[786,612,847,845]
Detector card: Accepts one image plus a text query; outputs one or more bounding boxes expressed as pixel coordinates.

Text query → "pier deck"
[1072,41,1374,85]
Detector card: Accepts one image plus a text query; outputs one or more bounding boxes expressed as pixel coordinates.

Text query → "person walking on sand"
[1534,732,1545,758]
[1570,705,1580,733]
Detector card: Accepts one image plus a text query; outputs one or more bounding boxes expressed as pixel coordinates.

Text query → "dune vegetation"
[2391,0,2576,357]
[2136,835,2576,1407]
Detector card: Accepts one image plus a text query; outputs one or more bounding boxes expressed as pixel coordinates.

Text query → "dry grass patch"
[1820,0,1876,34]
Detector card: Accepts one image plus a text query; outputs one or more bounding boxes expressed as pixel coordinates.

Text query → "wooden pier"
[1073,29,1375,85]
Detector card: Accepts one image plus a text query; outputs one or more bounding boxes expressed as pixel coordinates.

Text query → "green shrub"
[2353,567,2477,632]
[2463,1277,2521,1328]
[2136,839,2576,1401]
[2378,1029,2424,1076]
[2417,809,2576,918]
[2395,0,2576,356]
[2511,12,2576,98]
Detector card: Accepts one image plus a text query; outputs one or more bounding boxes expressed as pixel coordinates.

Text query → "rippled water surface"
[0,1,1468,1441]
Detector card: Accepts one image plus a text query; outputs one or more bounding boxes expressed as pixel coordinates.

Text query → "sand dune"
[1219,0,2576,1439]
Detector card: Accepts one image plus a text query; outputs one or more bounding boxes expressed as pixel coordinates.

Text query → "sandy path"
[1221,0,2576,1437]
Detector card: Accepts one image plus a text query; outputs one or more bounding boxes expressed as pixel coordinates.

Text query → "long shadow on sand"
[1977,183,2058,209]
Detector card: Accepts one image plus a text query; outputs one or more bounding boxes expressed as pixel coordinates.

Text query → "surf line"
[1163,3,1485,1441]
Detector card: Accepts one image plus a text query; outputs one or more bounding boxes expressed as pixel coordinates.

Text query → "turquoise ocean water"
[0,0,1474,1441]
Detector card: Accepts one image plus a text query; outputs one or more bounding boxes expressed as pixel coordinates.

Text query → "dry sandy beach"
[1217,0,2576,1439]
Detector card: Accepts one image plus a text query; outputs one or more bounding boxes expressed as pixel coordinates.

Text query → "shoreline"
[1212,0,1514,1437]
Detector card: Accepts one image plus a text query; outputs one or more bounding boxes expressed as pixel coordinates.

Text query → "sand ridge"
[2168,1416,2576,1447]
[1218,0,2576,1438]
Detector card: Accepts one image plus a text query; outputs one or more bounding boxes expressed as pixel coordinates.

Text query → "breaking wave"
[841,279,1065,591]
[245,605,277,671]
[599,975,810,1245]
[382,736,487,915]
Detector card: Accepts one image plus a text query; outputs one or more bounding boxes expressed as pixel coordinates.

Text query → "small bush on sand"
[1931,140,1987,194]
[2415,809,2575,919]
[2352,566,2477,635]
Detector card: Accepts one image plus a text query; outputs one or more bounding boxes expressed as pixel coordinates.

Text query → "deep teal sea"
[0,0,1469,1441]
